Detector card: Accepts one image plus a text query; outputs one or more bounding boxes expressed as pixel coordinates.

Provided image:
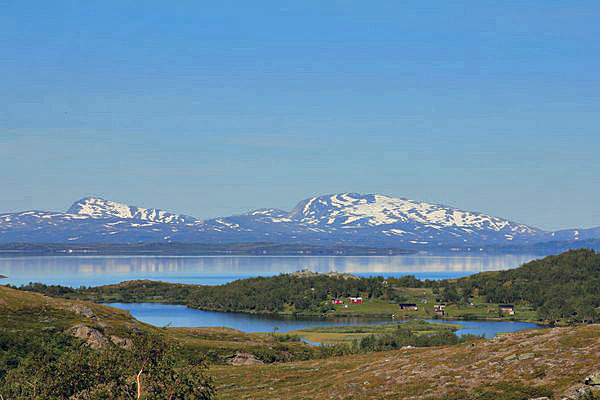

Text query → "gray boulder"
[69,324,109,349]
[70,304,96,319]
[585,372,600,386]
[225,352,264,365]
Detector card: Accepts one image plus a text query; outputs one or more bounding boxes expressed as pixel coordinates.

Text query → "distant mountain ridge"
[67,197,198,224]
[0,193,597,248]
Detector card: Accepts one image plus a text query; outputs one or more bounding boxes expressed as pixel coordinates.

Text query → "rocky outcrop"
[535,371,600,400]
[558,371,600,400]
[585,372,600,386]
[560,386,600,400]
[225,352,264,365]
[69,324,133,349]
[110,335,133,349]
[70,324,109,349]
[70,304,96,318]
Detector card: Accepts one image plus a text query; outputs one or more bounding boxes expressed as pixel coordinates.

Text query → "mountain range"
[1,193,599,249]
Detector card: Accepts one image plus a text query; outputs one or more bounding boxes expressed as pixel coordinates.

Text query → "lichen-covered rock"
[69,324,109,349]
[225,352,264,365]
[70,304,96,318]
[585,372,600,386]
[560,384,597,400]
[110,335,133,349]
[519,352,535,360]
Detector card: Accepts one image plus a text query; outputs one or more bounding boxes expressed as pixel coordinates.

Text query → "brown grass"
[211,324,600,399]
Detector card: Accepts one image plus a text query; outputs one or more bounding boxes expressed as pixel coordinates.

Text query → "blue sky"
[1,1,599,230]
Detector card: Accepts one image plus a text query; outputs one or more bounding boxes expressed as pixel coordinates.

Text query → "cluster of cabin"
[499,304,515,315]
[330,297,516,317]
[331,297,364,305]
[398,303,418,311]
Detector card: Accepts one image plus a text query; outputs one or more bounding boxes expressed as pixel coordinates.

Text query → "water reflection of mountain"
[0,254,538,281]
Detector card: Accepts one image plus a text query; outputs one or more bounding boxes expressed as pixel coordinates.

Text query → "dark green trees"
[463,249,600,323]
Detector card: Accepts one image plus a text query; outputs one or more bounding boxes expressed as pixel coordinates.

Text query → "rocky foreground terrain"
[212,324,600,400]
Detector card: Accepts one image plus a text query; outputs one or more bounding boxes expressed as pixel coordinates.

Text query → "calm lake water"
[0,254,538,287]
[108,302,541,338]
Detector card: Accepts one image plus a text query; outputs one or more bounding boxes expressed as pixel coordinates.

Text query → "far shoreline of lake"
[0,253,540,288]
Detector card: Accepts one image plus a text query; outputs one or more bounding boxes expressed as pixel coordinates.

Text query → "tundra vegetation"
[211,324,600,400]
[0,286,476,399]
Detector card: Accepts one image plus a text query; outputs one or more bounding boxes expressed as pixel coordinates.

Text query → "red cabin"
[349,297,363,304]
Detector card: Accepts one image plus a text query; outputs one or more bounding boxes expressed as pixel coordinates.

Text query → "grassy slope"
[212,324,600,399]
[0,286,318,364]
[0,284,135,332]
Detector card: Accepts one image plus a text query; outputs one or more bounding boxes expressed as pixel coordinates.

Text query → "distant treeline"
[0,242,414,256]
[18,275,400,315]
[2,239,600,257]
[496,239,600,254]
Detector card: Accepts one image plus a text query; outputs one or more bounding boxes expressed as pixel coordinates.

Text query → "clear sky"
[2,1,599,231]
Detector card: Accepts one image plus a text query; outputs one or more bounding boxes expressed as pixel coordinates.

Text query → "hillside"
[212,324,600,399]
[1,193,598,248]
[0,285,217,399]
[0,286,324,399]
[458,249,600,323]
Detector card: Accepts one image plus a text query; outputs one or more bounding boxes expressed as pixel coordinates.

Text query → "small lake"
[109,302,541,338]
[0,254,538,287]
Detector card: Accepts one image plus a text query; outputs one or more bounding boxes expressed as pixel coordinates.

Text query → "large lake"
[0,254,538,287]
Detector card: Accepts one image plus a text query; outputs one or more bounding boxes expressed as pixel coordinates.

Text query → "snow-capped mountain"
[284,193,544,246]
[0,193,597,248]
[67,197,198,224]
[291,193,537,233]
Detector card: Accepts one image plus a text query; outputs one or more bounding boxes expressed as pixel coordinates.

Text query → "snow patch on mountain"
[290,193,538,235]
[67,197,196,224]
